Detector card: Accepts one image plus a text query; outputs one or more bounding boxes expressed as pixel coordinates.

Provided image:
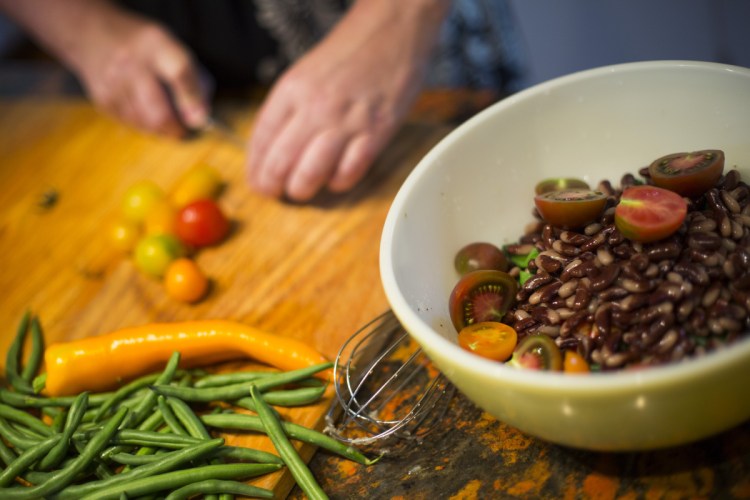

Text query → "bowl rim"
[380,59,750,393]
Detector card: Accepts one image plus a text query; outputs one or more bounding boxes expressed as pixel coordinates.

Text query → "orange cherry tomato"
[457,321,517,361]
[164,258,209,303]
[563,350,590,374]
[144,200,178,235]
[614,185,687,243]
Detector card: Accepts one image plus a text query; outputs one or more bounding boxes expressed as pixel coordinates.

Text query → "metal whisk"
[325,310,454,446]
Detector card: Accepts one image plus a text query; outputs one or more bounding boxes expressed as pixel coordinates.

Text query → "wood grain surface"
[0,96,449,497]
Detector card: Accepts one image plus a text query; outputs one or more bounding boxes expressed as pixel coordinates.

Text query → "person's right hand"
[0,0,209,137]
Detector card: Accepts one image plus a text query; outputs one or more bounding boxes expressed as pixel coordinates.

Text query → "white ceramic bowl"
[380,61,750,451]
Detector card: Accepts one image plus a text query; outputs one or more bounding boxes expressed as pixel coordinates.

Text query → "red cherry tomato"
[648,149,724,198]
[615,185,687,243]
[175,199,230,248]
[458,322,517,361]
[534,189,607,228]
[449,270,518,332]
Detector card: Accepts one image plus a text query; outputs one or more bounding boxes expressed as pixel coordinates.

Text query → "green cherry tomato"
[449,270,518,332]
[648,149,724,198]
[534,177,590,195]
[454,242,509,275]
[134,234,186,277]
[615,185,687,243]
[175,199,230,248]
[534,189,607,228]
[508,334,563,371]
[121,180,165,224]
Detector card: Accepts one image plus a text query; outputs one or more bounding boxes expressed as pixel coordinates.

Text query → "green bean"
[0,389,113,409]
[164,396,210,440]
[0,407,128,499]
[128,352,180,427]
[157,396,187,436]
[0,435,18,466]
[39,392,88,470]
[194,370,275,389]
[0,417,39,450]
[250,384,328,500]
[0,404,51,437]
[20,316,44,385]
[164,479,273,500]
[5,312,34,394]
[152,361,333,403]
[77,429,205,450]
[93,373,161,422]
[50,410,66,434]
[55,438,225,500]
[201,413,378,466]
[236,385,327,408]
[78,462,281,500]
[110,442,283,466]
[0,434,61,487]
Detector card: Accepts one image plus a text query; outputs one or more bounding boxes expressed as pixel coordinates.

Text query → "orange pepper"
[43,320,328,396]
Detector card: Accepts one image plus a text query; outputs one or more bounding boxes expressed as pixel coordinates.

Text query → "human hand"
[247,0,451,201]
[0,0,209,137]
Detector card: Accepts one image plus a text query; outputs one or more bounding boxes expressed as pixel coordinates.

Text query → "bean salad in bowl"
[449,150,750,373]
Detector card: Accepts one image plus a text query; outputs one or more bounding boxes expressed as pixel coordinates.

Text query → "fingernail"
[184,105,208,129]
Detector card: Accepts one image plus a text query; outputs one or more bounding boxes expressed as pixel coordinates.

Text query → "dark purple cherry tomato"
[534,189,607,228]
[535,178,590,195]
[449,270,518,332]
[454,242,509,276]
[648,149,724,198]
[508,334,563,371]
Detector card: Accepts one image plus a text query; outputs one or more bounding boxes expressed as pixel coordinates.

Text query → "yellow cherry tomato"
[122,180,165,223]
[458,321,517,362]
[164,258,209,303]
[144,200,178,235]
[134,234,185,277]
[171,164,223,208]
[563,350,590,374]
[110,219,141,253]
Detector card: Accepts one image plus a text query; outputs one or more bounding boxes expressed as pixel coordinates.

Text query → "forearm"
[0,0,138,72]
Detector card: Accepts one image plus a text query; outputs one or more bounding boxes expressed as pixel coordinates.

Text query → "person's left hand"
[246,0,450,201]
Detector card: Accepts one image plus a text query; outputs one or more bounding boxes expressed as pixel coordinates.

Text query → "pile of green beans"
[0,313,378,499]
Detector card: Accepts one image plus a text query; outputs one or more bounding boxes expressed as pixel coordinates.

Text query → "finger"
[130,73,184,137]
[150,34,208,129]
[247,91,294,183]
[251,114,313,198]
[328,133,382,193]
[284,130,347,201]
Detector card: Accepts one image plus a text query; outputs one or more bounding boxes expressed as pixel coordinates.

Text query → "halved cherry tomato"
[449,270,518,331]
[534,189,607,228]
[454,242,508,276]
[535,177,590,195]
[563,350,590,374]
[458,322,517,361]
[508,334,563,371]
[615,185,687,243]
[164,258,209,303]
[175,199,230,248]
[648,149,724,198]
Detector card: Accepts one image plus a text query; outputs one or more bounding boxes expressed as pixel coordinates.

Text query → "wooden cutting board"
[0,96,449,497]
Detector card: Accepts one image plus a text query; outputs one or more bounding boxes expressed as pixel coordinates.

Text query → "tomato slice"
[614,185,687,243]
[535,178,590,195]
[454,242,509,276]
[449,270,518,332]
[534,189,607,228]
[508,334,563,371]
[458,322,518,361]
[648,149,724,198]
